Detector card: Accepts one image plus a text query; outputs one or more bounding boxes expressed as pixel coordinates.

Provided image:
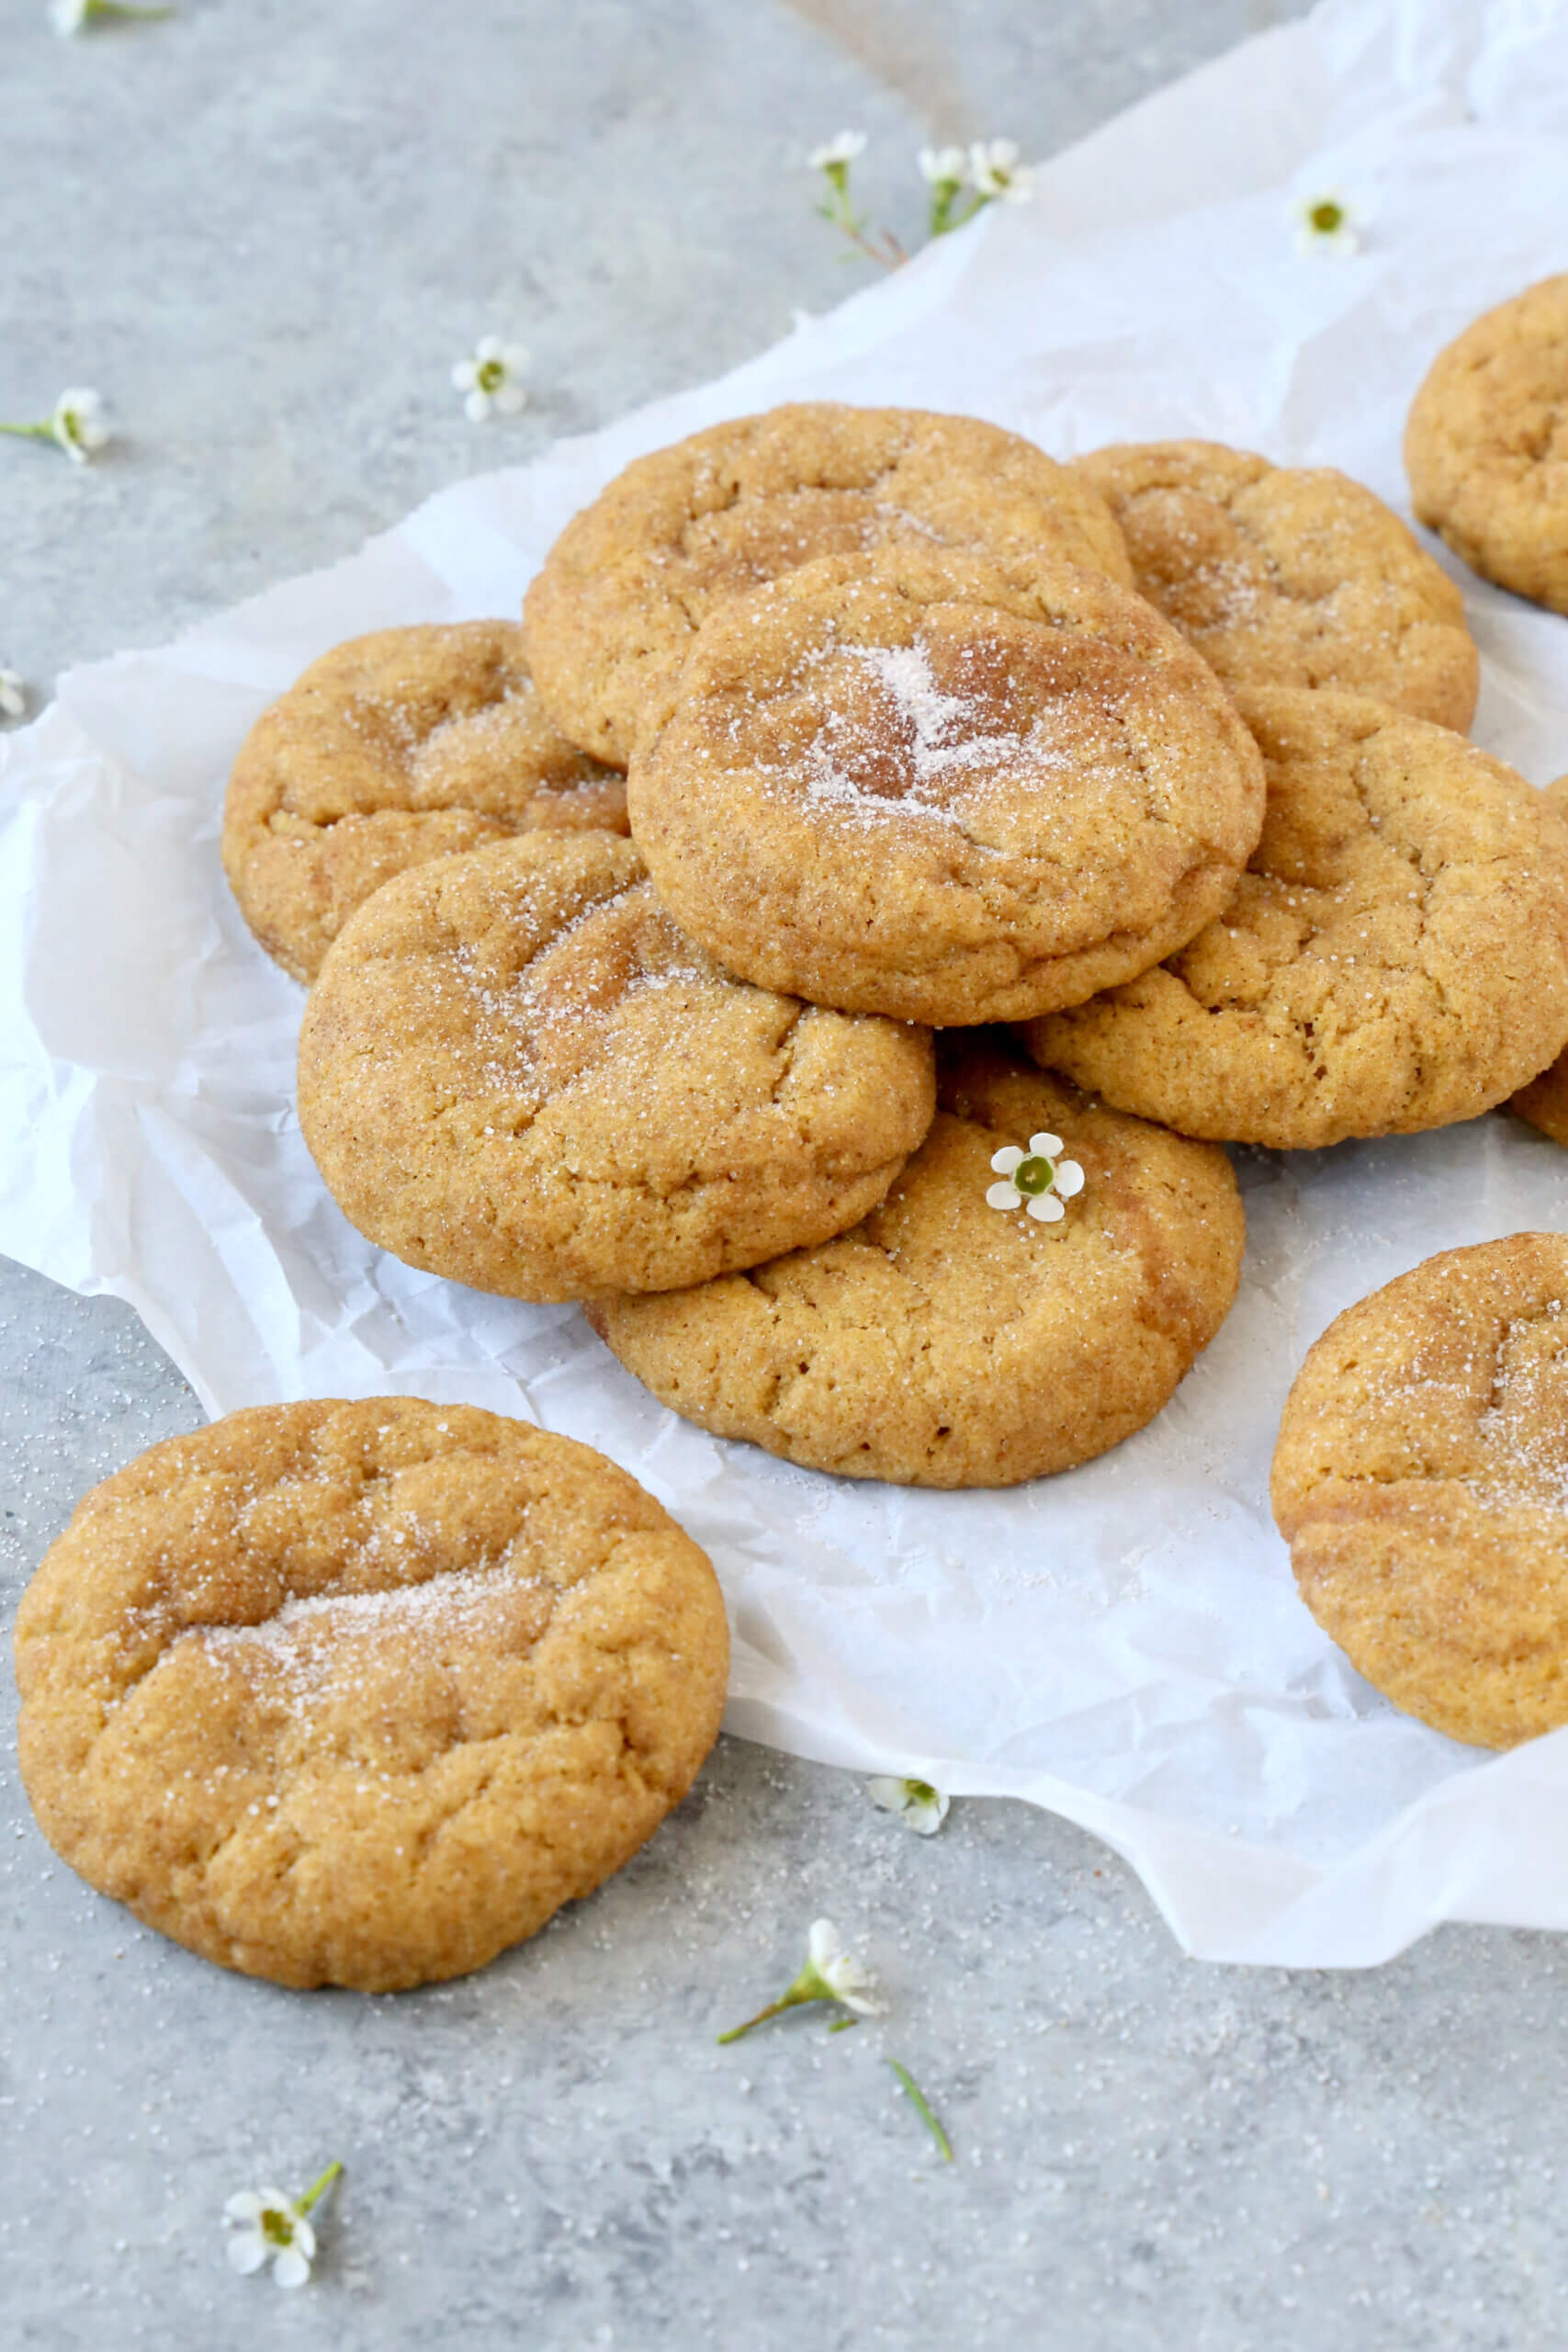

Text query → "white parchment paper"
[6,0,1568,1964]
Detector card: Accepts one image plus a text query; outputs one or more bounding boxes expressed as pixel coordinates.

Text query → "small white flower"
[918,144,968,188]
[969,138,1033,204]
[450,335,529,424]
[717,1916,886,2042]
[223,2161,341,2290]
[987,1131,1085,1224]
[51,386,109,463]
[1292,189,1361,258]
[808,130,866,171]
[868,1774,950,1837]
[0,670,26,721]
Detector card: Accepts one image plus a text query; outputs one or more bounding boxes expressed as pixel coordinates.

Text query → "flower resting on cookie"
[987,1133,1085,1223]
[224,2161,343,2289]
[716,1917,887,2043]
[1292,188,1361,258]
[867,1774,950,1836]
[0,386,110,464]
[451,337,529,424]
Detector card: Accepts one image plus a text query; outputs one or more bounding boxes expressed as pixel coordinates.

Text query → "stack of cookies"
[220,397,1568,1504]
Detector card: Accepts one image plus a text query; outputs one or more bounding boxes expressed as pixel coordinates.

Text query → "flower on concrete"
[0,387,110,464]
[716,1917,887,2043]
[224,2161,342,2289]
[51,0,175,35]
[969,139,1033,204]
[868,1774,950,1837]
[451,337,529,424]
[1292,189,1361,258]
[987,1132,1085,1224]
[0,671,26,721]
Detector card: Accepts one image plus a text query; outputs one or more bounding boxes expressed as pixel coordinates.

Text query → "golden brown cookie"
[589,1038,1245,1489]
[223,623,627,983]
[521,403,1134,764]
[1026,687,1568,1149]
[298,831,935,1300]
[626,547,1266,1027]
[1076,439,1479,730]
[1272,1235,1568,1750]
[13,1398,729,1989]
[1405,276,1568,616]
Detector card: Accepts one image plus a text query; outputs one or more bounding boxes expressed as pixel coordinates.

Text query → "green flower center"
[906,1779,939,1805]
[261,2207,296,2248]
[477,358,506,393]
[1309,199,1344,234]
[1014,1155,1055,1197]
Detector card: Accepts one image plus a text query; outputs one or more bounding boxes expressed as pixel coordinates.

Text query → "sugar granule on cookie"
[12,1399,730,1990]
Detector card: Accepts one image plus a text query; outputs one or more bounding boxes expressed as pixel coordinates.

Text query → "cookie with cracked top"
[588,1036,1245,1489]
[1272,1235,1568,1749]
[521,401,1134,765]
[223,622,627,983]
[1076,439,1478,730]
[298,830,935,1300]
[1404,274,1568,616]
[13,1398,729,1989]
[1026,687,1568,1149]
[626,545,1266,1027]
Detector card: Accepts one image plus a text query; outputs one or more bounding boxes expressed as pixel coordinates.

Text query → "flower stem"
[889,2061,953,2161]
[0,424,52,442]
[90,1,177,18]
[716,1991,807,2045]
[294,2160,344,2217]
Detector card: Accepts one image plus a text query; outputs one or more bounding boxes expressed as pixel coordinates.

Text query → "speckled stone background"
[7,4,1567,2346]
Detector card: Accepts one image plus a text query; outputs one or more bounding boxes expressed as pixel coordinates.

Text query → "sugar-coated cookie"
[1028,689,1568,1148]
[298,831,935,1300]
[1405,275,1568,616]
[223,623,627,983]
[1076,439,1479,730]
[1272,1236,1568,1749]
[13,1399,729,1989]
[522,403,1134,764]
[589,1037,1245,1489]
[626,547,1265,1027]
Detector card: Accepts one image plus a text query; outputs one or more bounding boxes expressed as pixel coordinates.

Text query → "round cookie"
[1405,275,1568,616]
[1075,439,1479,730]
[223,623,627,983]
[521,403,1134,764]
[589,1038,1246,1489]
[298,831,935,1301]
[1027,687,1568,1149]
[1271,1235,1568,1750]
[12,1398,729,1989]
[626,547,1267,1027]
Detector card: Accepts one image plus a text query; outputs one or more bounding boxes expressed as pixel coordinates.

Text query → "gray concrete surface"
[11,4,1564,2347]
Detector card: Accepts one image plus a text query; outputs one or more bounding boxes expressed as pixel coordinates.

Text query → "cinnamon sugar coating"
[223,623,626,983]
[14,1399,729,1989]
[1077,439,1478,729]
[590,1037,1245,1489]
[1028,688,1568,1148]
[521,402,1134,765]
[626,547,1266,1027]
[1272,1236,1568,1749]
[298,831,935,1301]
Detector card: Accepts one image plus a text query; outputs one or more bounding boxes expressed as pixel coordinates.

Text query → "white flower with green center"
[969,138,1033,204]
[987,1131,1084,1223]
[0,671,26,721]
[1,386,110,464]
[919,144,975,237]
[451,337,529,424]
[868,1774,950,1836]
[51,0,175,35]
[716,1917,886,2043]
[224,2161,342,2289]
[808,130,866,174]
[1292,189,1361,257]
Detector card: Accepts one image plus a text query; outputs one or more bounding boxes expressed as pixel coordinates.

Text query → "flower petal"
[464,390,490,423]
[866,1776,906,1814]
[475,335,503,361]
[990,1146,1024,1175]
[273,2245,311,2289]
[290,2215,316,2259]
[492,385,526,414]
[226,2233,268,2275]
[1026,1193,1065,1221]
[905,1791,951,1836]
[223,2192,265,2222]
[985,1182,1021,1211]
[451,360,478,390]
[807,1918,839,1970]
[1029,1133,1063,1159]
[1053,1159,1085,1198]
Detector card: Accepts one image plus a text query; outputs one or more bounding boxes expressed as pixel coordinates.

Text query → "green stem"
[889,2061,953,2161]
[0,423,53,442]
[716,1989,808,2045]
[88,1,177,19]
[295,2160,344,2217]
